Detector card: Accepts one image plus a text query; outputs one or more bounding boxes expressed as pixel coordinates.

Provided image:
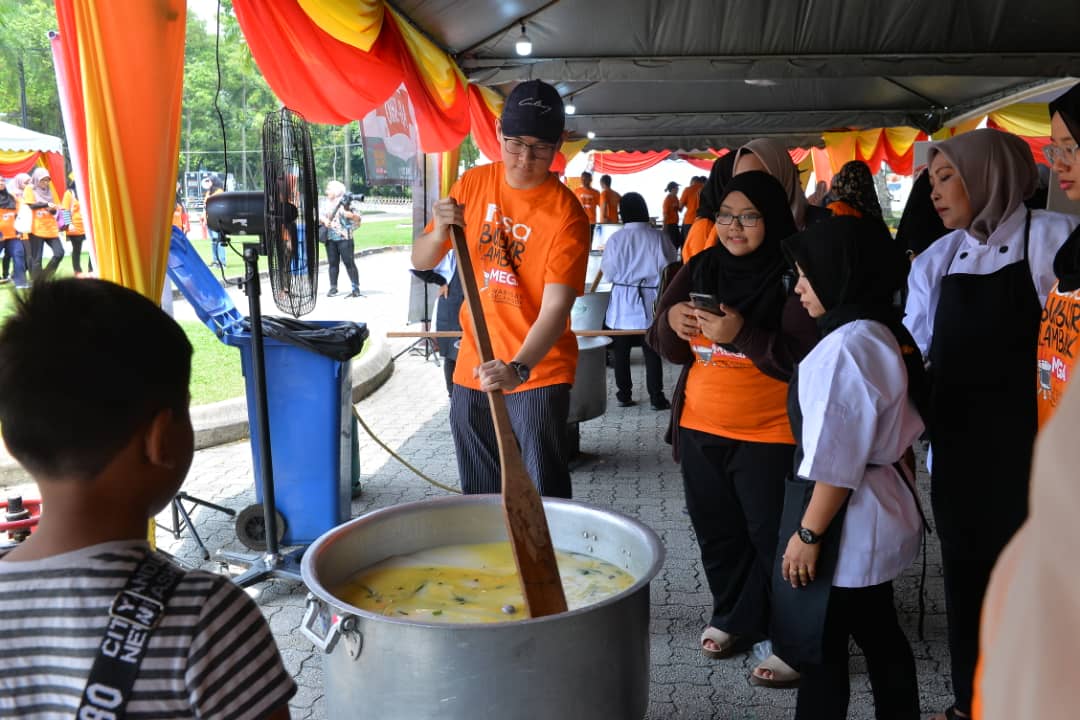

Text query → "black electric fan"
[205,107,320,587]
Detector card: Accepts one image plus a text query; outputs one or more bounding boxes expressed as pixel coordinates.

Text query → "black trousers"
[679,427,791,637]
[67,233,91,273]
[28,234,63,280]
[610,334,663,403]
[796,583,919,720]
[450,383,572,498]
[325,237,359,290]
[0,238,11,277]
[663,223,683,251]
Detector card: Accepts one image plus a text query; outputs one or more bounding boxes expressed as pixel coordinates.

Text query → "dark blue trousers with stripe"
[449,383,573,498]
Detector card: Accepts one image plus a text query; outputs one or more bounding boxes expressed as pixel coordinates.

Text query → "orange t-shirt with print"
[0,207,15,240]
[681,217,718,263]
[574,186,600,224]
[62,190,85,235]
[1036,280,1080,428]
[430,162,591,392]
[679,334,794,444]
[23,186,58,238]
[662,194,679,225]
[680,184,702,225]
[599,188,621,223]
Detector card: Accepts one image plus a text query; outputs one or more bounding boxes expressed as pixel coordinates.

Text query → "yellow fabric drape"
[74,0,186,302]
[560,138,590,168]
[989,103,1052,138]
[297,0,384,52]
[386,6,465,111]
[883,127,922,157]
[933,116,983,140]
[440,147,460,197]
[477,84,504,118]
[822,132,858,173]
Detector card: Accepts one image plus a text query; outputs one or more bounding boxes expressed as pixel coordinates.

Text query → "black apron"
[436,270,463,361]
[927,210,1040,548]
[769,366,848,668]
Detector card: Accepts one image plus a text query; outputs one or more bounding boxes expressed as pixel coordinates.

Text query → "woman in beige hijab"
[903,128,1080,720]
[733,138,830,230]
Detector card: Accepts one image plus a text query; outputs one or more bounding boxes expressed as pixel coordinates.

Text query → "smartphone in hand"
[689,292,725,315]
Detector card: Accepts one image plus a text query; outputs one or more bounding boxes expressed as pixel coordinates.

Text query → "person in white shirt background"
[600,192,677,409]
[903,128,1080,720]
[777,215,928,720]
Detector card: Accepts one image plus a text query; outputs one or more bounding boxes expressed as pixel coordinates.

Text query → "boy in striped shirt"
[0,278,295,719]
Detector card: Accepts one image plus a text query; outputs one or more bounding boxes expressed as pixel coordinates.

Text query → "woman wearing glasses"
[647,171,817,688]
[974,83,1080,720]
[904,128,1080,720]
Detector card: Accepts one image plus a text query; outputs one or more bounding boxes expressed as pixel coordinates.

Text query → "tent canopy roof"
[398,0,1080,151]
[0,120,63,154]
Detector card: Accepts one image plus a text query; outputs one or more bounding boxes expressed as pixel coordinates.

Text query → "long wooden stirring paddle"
[449,225,568,618]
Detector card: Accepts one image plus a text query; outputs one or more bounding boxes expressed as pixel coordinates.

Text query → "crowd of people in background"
[0,169,90,289]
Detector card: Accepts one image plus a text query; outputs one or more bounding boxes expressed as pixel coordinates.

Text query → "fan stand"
[218,243,305,586]
[393,271,439,364]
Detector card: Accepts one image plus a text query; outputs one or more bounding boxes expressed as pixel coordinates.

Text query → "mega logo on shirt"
[480,202,531,284]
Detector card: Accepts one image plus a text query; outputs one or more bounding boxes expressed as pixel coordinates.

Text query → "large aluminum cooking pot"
[301,495,665,719]
[568,335,612,424]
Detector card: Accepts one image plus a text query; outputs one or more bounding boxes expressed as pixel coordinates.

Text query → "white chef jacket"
[600,222,677,330]
[904,205,1079,358]
[796,319,925,588]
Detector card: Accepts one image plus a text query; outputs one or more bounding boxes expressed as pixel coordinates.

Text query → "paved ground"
[1,246,953,719]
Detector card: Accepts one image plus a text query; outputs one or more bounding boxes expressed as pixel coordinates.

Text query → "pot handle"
[301,593,344,654]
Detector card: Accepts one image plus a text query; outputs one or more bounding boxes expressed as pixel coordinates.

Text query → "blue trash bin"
[167,226,363,546]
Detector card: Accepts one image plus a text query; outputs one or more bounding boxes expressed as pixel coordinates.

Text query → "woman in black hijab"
[777,215,926,720]
[681,152,737,262]
[647,171,817,687]
[0,177,19,283]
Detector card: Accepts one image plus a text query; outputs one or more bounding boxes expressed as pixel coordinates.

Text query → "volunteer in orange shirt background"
[412,79,590,499]
[598,174,621,224]
[0,177,21,285]
[683,154,736,263]
[23,168,63,282]
[61,179,91,276]
[679,175,704,240]
[662,180,682,250]
[574,170,600,229]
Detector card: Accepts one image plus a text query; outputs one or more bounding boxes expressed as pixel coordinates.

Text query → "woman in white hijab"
[904,128,1080,720]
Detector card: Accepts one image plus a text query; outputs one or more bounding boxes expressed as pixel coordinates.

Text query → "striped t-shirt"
[0,540,296,719]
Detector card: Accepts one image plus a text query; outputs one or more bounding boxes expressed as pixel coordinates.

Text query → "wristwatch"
[507,361,531,384]
[797,526,822,545]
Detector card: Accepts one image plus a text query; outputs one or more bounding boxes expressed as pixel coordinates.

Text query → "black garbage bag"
[248,316,369,362]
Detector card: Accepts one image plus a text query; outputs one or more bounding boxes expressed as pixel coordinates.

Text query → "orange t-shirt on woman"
[23,186,58,238]
[1036,281,1080,428]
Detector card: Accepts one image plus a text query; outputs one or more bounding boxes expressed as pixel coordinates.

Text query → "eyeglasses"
[715,212,763,227]
[502,137,556,160]
[1043,144,1079,166]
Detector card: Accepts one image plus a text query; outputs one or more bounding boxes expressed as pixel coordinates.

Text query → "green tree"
[0,0,62,136]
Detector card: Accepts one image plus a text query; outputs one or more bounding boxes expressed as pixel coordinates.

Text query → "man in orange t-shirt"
[598,174,621,224]
[574,171,600,226]
[662,181,682,250]
[680,176,704,240]
[413,80,590,498]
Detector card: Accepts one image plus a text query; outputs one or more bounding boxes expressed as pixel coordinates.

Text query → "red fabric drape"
[232,0,403,125]
[676,153,717,171]
[50,26,92,242]
[789,148,811,165]
[594,151,671,174]
[467,84,501,162]
[855,136,888,175]
[233,0,468,152]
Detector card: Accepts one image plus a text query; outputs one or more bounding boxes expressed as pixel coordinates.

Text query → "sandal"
[700,626,746,659]
[749,654,800,689]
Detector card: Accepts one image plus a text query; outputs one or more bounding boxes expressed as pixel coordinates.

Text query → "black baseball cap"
[500,80,565,144]
[666,181,679,191]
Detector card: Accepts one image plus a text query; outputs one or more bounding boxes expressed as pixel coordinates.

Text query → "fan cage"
[263,107,320,317]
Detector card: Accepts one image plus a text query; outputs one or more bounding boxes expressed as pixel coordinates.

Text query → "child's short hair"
[0,279,192,479]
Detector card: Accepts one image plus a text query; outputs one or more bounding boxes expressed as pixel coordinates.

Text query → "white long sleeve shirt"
[600,222,677,330]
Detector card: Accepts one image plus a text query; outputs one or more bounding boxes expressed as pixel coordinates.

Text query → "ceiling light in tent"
[743,78,778,87]
[515,23,533,56]
[565,102,576,115]
[587,131,596,139]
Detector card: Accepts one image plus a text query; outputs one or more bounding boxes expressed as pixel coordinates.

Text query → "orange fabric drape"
[593,151,672,174]
[50,27,92,245]
[467,84,503,162]
[55,0,186,301]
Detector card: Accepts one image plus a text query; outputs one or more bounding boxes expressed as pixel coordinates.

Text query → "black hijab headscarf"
[0,179,14,210]
[830,160,882,218]
[619,192,650,223]
[1049,83,1080,292]
[696,152,737,221]
[783,216,929,420]
[691,171,797,334]
[895,170,948,257]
